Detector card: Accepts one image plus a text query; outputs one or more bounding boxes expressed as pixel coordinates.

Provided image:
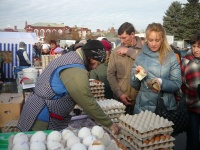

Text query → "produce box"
[0,93,24,127]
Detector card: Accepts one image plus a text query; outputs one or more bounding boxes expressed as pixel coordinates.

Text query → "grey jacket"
[130,45,182,114]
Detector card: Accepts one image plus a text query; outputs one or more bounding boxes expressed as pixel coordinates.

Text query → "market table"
[0,116,127,150]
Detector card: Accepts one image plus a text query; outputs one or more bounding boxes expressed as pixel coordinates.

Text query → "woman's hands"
[135,65,146,80]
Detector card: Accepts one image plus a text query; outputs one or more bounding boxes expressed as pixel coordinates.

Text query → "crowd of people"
[6,21,199,150]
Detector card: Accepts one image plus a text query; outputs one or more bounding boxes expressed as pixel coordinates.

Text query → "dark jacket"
[16,49,31,66]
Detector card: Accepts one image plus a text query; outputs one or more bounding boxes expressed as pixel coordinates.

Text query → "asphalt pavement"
[174,132,186,150]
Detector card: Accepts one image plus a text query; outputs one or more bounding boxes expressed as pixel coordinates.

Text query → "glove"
[146,78,161,92]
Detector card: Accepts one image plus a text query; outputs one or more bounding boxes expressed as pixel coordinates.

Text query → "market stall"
[0,32,37,79]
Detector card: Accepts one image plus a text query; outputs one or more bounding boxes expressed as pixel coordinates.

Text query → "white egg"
[47,141,64,150]
[82,135,97,147]
[63,131,75,141]
[30,131,46,142]
[88,140,105,150]
[61,129,73,137]
[91,126,104,139]
[78,127,91,139]
[30,141,46,150]
[47,131,62,142]
[66,136,80,148]
[100,133,111,147]
[13,132,28,144]
[12,142,29,150]
[71,143,87,150]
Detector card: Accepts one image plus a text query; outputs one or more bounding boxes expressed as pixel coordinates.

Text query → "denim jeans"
[186,111,200,150]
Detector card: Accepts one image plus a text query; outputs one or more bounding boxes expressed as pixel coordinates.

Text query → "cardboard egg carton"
[97,99,126,110]
[41,54,61,69]
[91,89,105,94]
[119,121,173,140]
[120,128,175,147]
[89,79,105,87]
[93,93,105,98]
[119,133,174,150]
[97,99,126,123]
[111,118,119,123]
[109,113,122,119]
[90,86,105,90]
[118,110,173,133]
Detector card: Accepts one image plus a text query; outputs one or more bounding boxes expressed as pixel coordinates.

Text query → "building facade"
[24,21,91,41]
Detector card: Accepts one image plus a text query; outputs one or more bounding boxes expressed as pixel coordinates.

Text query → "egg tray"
[120,129,175,148]
[119,139,135,150]
[119,139,173,150]
[90,86,104,90]
[93,93,105,98]
[41,55,61,69]
[97,99,126,110]
[91,89,105,94]
[109,113,123,119]
[104,108,126,115]
[89,82,105,87]
[119,134,174,150]
[111,118,120,123]
[118,110,174,134]
[119,121,173,141]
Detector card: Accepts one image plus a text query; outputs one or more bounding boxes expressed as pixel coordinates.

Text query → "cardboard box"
[0,93,24,127]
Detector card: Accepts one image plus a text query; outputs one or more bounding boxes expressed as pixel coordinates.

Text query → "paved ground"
[174,132,186,150]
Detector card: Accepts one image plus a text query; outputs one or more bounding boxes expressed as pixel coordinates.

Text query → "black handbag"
[155,91,188,135]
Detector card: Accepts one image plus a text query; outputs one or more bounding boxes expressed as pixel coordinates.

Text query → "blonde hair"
[145,23,172,65]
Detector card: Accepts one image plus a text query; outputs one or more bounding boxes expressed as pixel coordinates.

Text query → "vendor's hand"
[110,123,120,135]
[119,94,132,105]
[135,65,146,74]
[116,47,128,56]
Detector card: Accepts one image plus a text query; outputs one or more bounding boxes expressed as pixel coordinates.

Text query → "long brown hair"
[146,23,172,65]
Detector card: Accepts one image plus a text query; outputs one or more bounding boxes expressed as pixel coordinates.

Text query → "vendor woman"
[17,40,120,134]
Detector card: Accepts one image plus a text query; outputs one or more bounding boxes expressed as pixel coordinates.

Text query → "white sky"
[0,0,188,32]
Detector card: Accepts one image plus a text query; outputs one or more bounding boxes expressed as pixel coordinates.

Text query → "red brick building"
[24,21,91,41]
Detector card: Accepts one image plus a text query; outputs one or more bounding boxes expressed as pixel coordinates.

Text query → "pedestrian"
[17,40,120,135]
[90,39,113,99]
[107,22,143,114]
[41,44,50,55]
[181,31,200,150]
[130,22,182,114]
[49,40,58,55]
[16,41,31,67]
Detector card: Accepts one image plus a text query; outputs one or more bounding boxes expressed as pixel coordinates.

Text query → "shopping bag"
[155,91,188,135]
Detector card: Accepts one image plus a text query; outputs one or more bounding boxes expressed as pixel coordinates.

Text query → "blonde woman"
[130,22,182,114]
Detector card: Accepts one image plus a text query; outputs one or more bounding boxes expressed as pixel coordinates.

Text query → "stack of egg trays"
[118,110,175,150]
[89,79,105,100]
[97,99,126,123]
[41,55,61,70]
